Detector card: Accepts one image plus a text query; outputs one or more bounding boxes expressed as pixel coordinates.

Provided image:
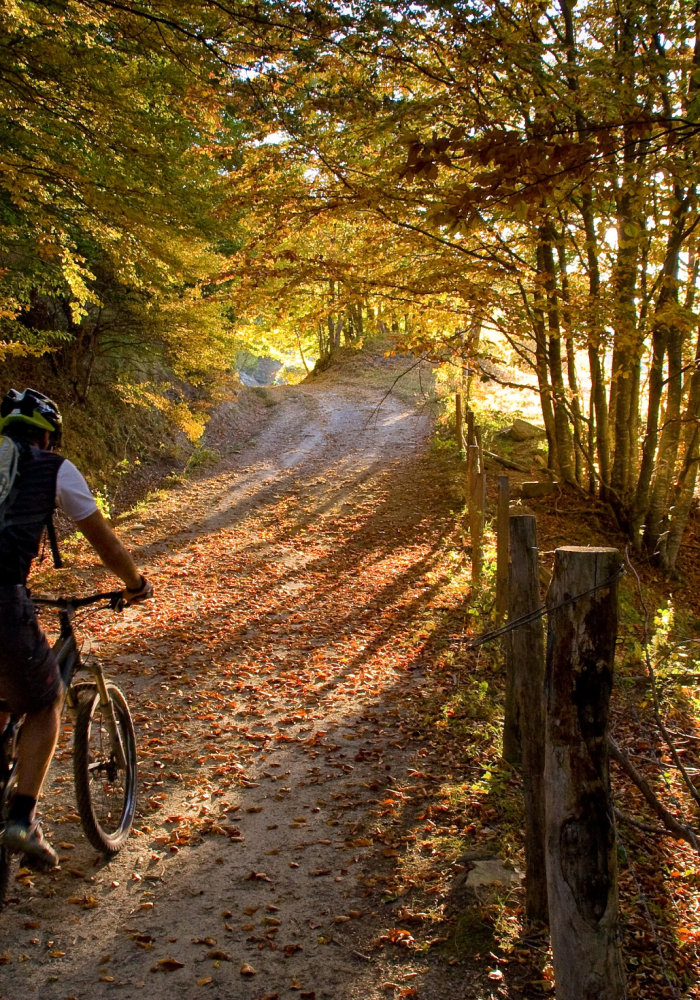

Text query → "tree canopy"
[4,0,700,568]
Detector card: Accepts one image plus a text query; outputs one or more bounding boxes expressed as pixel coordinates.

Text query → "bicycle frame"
[36,594,128,771]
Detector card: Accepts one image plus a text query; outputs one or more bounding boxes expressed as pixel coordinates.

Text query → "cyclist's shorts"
[0,586,62,714]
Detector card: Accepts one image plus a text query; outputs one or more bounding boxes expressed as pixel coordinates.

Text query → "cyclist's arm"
[74,510,143,591]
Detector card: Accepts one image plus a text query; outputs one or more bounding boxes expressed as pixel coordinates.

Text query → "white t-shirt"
[55,460,98,522]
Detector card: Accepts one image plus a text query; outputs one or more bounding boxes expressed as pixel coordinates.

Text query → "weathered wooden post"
[496,476,509,619]
[545,547,625,1000]
[474,424,484,472]
[466,409,475,505]
[470,425,485,583]
[455,392,464,453]
[503,516,547,924]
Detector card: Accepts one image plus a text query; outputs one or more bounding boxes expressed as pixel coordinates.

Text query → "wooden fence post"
[496,476,509,619]
[502,514,547,922]
[466,409,475,504]
[475,424,483,471]
[455,392,464,453]
[545,547,625,1000]
[470,425,485,583]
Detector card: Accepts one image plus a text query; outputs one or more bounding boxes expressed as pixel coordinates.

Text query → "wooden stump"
[545,547,625,1000]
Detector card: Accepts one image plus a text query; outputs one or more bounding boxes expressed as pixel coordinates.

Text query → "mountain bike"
[0,591,138,900]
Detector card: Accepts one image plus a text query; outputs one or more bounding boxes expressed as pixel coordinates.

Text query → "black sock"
[8,793,36,824]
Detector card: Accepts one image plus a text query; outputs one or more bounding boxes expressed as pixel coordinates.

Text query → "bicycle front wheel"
[73,684,137,854]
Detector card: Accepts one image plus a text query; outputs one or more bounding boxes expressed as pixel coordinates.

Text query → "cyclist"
[0,388,152,870]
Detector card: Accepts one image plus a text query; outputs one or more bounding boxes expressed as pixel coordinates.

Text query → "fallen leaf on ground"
[151,958,185,972]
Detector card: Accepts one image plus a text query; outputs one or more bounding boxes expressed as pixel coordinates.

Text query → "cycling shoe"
[2,820,58,870]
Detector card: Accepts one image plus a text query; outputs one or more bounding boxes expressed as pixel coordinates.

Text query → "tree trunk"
[496,476,509,621]
[540,230,575,484]
[530,265,559,473]
[632,323,668,543]
[558,241,585,485]
[634,189,689,545]
[608,174,640,513]
[645,325,684,557]
[663,324,700,570]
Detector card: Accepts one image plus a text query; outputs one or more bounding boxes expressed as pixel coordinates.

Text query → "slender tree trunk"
[665,326,700,570]
[589,346,610,497]
[588,382,596,494]
[632,324,668,544]
[558,242,585,485]
[646,325,684,559]
[296,329,311,375]
[628,359,641,490]
[540,231,575,484]
[559,1,609,496]
[608,169,641,519]
[633,186,690,546]
[531,255,559,473]
[577,192,611,497]
[465,313,482,407]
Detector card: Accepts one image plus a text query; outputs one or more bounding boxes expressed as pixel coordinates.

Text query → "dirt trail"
[1,365,509,1000]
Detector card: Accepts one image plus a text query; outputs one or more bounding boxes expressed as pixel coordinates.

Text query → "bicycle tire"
[0,846,11,903]
[73,683,137,854]
[0,748,17,904]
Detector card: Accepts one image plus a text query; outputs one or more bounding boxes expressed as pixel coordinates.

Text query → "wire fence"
[464,514,699,994]
[466,564,626,648]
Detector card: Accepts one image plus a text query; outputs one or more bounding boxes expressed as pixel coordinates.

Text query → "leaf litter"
[2,359,697,998]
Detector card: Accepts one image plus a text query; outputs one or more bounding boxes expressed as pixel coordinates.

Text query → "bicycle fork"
[57,624,127,772]
[89,669,127,772]
[95,670,126,771]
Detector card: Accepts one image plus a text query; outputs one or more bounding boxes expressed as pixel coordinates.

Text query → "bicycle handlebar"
[32,590,125,612]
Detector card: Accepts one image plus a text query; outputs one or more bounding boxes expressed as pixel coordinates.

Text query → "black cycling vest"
[0,445,64,586]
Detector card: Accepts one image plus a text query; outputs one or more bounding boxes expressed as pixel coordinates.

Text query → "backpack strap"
[45,512,63,570]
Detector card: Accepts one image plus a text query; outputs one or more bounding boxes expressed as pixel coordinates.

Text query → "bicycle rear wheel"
[73,684,137,854]
[0,845,11,903]
[0,732,18,903]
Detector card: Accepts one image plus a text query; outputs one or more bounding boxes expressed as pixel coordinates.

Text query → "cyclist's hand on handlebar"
[123,576,154,606]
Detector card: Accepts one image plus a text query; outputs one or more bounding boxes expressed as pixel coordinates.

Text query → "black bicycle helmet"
[0,387,63,445]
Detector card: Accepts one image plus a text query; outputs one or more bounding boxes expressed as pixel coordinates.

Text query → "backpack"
[0,435,19,514]
[0,433,63,568]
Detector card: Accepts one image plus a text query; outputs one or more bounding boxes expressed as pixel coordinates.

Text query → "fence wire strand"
[466,564,626,648]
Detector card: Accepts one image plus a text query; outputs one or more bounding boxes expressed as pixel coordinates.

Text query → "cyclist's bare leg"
[16,698,61,799]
